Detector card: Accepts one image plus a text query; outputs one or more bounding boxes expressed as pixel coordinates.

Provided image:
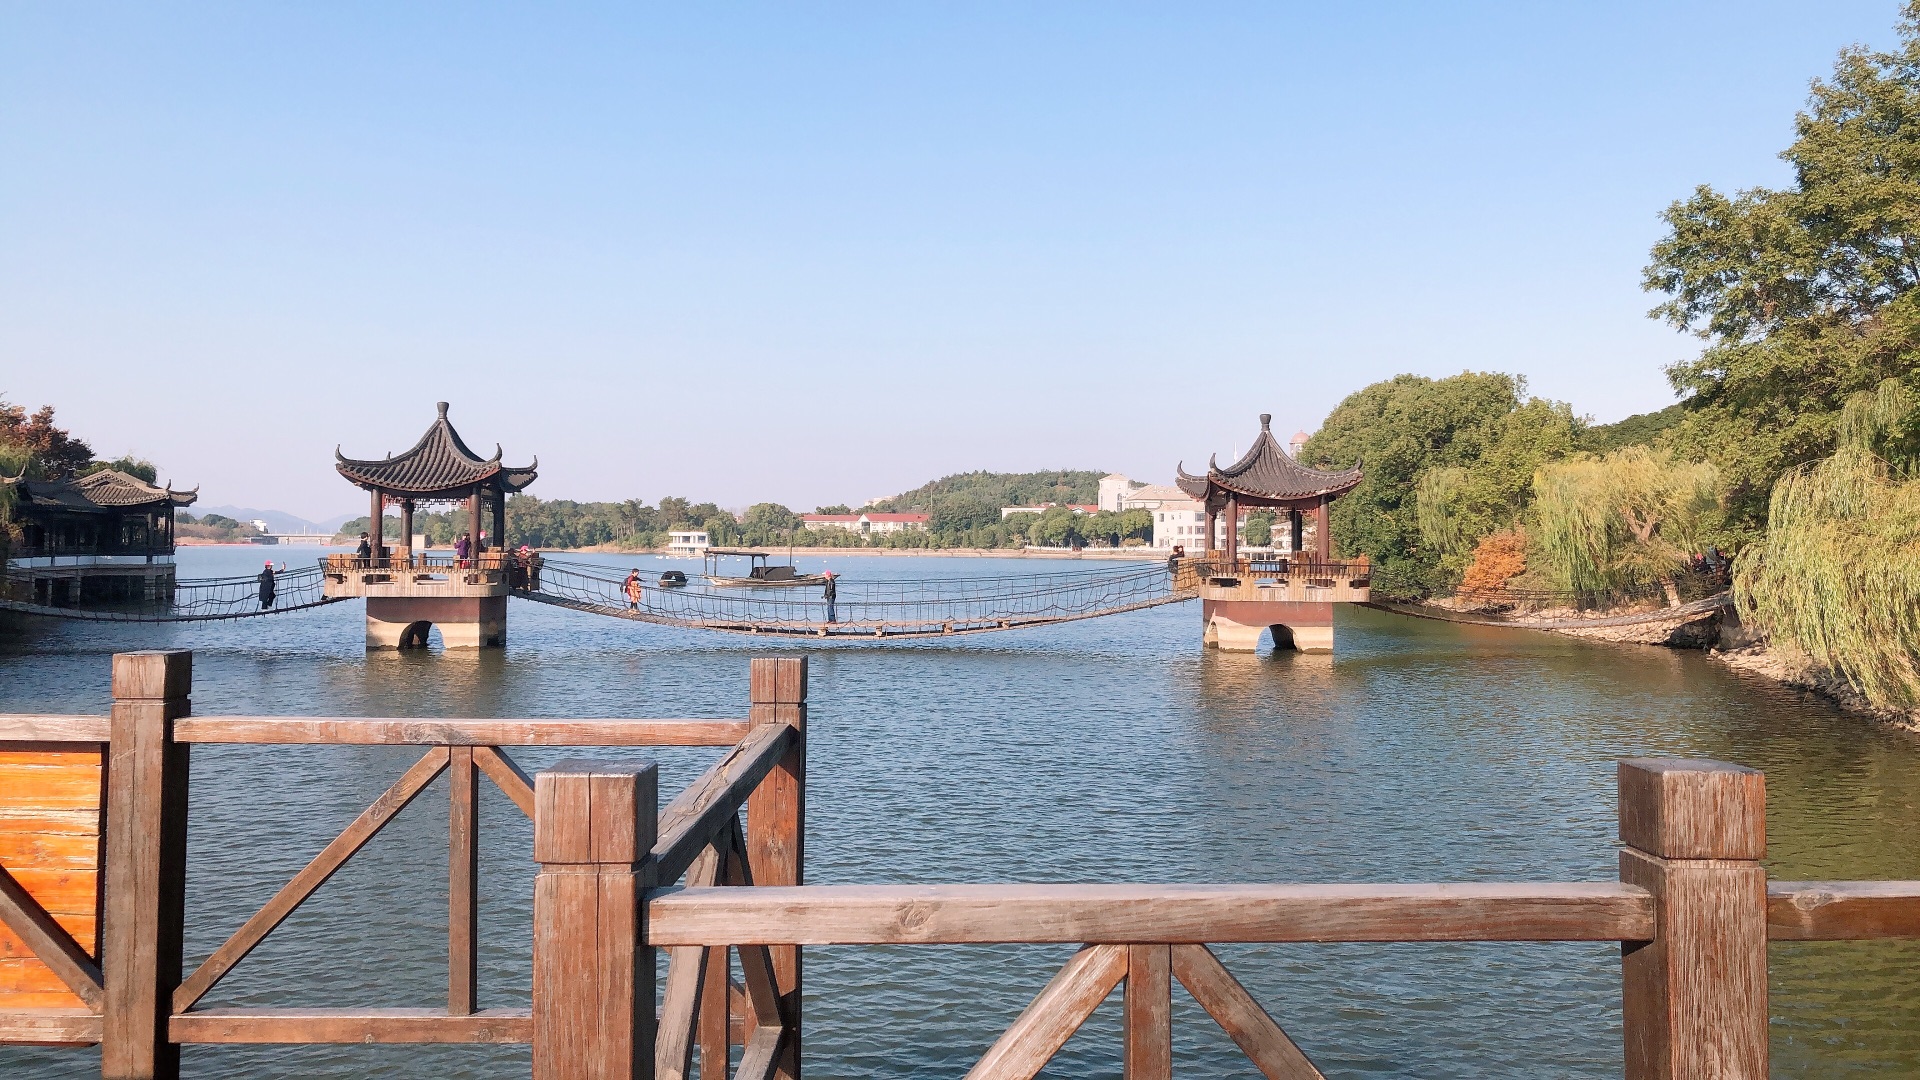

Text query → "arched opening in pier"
[398,620,435,649]
[1269,624,1296,651]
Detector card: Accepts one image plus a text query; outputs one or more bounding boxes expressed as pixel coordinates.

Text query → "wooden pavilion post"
[1288,508,1304,559]
[399,500,415,565]
[493,489,508,552]
[1202,506,1216,554]
[370,488,386,563]
[532,759,658,1080]
[101,650,192,1080]
[748,657,807,1079]
[1617,759,1768,1079]
[468,488,483,554]
[1223,496,1239,564]
[1313,498,1331,564]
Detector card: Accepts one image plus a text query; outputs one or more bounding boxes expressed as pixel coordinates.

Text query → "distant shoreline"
[173,539,1163,560]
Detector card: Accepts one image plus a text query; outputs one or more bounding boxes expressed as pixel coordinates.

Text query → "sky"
[0,2,1906,522]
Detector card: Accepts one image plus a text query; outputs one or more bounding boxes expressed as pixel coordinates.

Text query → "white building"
[667,529,710,554]
[800,512,930,536]
[1098,474,1147,512]
[998,503,1097,519]
[1149,503,1294,553]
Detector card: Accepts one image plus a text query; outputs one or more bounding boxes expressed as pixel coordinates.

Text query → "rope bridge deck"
[516,558,1194,638]
[1,564,345,623]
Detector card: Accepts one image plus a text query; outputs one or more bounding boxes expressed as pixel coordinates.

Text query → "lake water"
[4,546,1919,1078]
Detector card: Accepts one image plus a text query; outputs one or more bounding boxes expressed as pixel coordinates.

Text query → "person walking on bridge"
[257,561,277,610]
[624,569,643,611]
[822,570,837,624]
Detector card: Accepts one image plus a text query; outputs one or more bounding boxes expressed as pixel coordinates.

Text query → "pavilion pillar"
[371,488,386,562]
[469,490,483,554]
[1203,507,1216,554]
[1223,496,1239,563]
[493,488,508,551]
[1289,509,1304,558]
[1314,498,1332,563]
[399,500,415,565]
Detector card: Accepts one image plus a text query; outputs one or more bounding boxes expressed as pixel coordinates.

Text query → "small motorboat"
[703,548,827,588]
[659,570,688,588]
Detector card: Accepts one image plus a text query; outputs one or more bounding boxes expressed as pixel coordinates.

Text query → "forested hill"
[867,470,1105,531]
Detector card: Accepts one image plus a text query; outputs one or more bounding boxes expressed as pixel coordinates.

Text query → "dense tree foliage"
[868,470,1104,532]
[1645,3,1920,531]
[0,397,94,477]
[1302,372,1583,595]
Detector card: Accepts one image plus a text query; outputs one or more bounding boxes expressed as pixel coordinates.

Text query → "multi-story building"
[800,512,931,536]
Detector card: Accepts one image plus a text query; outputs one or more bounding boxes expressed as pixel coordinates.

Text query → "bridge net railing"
[523,559,1187,635]
[0,563,342,622]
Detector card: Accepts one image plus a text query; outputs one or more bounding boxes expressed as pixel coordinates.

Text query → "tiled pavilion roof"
[2,469,198,512]
[335,403,537,498]
[1176,414,1361,505]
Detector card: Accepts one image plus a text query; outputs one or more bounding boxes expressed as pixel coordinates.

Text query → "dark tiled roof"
[3,469,198,512]
[1176,414,1361,504]
[335,403,538,497]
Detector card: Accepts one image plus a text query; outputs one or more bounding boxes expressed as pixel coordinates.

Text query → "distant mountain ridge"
[194,506,358,535]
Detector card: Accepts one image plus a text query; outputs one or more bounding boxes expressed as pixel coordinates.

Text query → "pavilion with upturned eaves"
[322,403,538,649]
[1,469,198,606]
[1173,414,1369,653]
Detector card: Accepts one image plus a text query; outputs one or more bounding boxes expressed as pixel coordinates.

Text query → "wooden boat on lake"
[703,548,827,588]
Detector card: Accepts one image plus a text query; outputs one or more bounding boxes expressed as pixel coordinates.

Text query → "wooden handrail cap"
[111,650,192,701]
[1618,758,1765,860]
[534,759,657,865]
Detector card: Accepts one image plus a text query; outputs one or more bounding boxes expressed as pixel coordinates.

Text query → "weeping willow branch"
[1414,466,1473,558]
[1530,448,1723,598]
[1736,448,1920,711]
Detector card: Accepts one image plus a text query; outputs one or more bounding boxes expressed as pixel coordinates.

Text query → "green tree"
[1243,511,1275,547]
[1645,3,1920,531]
[1304,372,1582,595]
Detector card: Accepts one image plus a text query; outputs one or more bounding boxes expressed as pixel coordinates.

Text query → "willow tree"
[1530,448,1722,603]
[1736,382,1920,710]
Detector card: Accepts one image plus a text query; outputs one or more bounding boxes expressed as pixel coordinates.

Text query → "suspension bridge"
[0,557,1199,638]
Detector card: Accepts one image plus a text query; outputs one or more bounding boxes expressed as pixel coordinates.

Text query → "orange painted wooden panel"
[0,830,103,868]
[0,763,104,811]
[4,870,98,917]
[0,747,103,1002]
[0,989,90,1009]
[0,913,96,957]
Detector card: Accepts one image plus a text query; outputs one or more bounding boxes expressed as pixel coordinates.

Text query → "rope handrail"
[1,563,344,623]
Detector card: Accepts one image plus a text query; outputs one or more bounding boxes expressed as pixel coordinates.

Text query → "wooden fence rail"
[0,649,807,1080]
[6,651,1920,1079]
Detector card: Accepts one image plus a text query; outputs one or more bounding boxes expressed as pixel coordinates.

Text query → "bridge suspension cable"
[517,558,1191,638]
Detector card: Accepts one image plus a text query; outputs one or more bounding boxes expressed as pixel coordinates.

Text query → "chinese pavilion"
[2,469,197,605]
[1175,414,1368,652]
[324,403,537,648]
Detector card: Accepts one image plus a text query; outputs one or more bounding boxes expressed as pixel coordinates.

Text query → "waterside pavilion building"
[1176,414,1369,652]
[324,403,537,648]
[1,469,197,605]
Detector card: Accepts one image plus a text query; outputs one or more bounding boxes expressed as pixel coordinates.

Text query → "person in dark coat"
[822,571,837,624]
[257,561,277,609]
[354,533,372,561]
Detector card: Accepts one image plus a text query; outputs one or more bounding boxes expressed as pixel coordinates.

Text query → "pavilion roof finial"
[1260,413,1272,431]
[437,401,450,419]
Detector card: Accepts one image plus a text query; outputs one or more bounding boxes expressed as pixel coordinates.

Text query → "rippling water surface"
[4,547,1919,1077]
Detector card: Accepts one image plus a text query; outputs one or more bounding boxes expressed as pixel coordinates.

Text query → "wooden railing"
[0,650,804,1079]
[7,654,1920,1078]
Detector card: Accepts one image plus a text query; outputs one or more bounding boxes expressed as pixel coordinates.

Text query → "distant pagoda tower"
[324,403,538,648]
[1175,414,1367,652]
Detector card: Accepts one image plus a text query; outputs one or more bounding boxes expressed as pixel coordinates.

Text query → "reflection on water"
[3,547,1919,1077]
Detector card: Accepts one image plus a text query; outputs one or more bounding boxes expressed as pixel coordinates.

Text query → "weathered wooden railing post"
[102,649,192,1080]
[747,656,807,1079]
[1618,758,1768,1079]
[533,760,658,1080]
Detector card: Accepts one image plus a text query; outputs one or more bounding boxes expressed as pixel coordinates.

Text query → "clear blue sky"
[0,3,1903,520]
